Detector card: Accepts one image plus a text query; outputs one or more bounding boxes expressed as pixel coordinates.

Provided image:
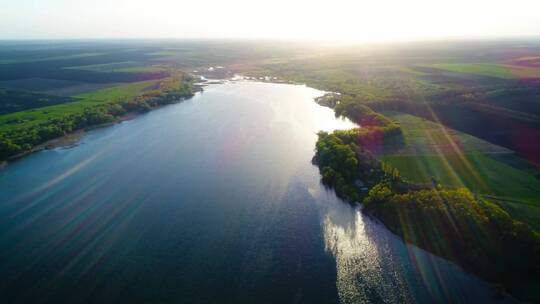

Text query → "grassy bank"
[0,72,195,161]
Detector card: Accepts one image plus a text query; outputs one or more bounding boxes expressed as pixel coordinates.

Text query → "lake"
[0,82,515,303]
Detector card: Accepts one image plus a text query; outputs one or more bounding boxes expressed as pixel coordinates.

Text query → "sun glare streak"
[322,206,413,304]
[316,189,492,304]
[397,73,490,193]
[8,151,104,215]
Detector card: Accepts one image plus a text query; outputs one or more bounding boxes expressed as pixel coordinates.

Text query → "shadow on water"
[313,186,517,304]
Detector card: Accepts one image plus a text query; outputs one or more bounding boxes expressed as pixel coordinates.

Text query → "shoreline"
[1,91,201,167]
[5,111,140,162]
[1,74,299,167]
[312,95,539,303]
[1,77,322,168]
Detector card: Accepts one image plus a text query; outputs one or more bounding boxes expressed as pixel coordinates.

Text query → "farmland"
[424,63,540,79]
[239,41,540,164]
[0,89,76,114]
[1,39,540,302]
[373,111,540,229]
[3,40,540,202]
[0,80,163,131]
[0,42,212,159]
[0,40,318,135]
[297,41,540,301]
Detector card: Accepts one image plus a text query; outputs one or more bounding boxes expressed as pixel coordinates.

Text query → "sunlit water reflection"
[0,81,514,303]
[313,187,515,304]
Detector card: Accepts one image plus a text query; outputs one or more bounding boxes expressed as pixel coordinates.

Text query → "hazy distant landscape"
[1,0,540,302]
[0,39,539,303]
[3,40,540,218]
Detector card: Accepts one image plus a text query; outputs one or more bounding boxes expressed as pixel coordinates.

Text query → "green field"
[65,62,167,73]
[0,43,205,161]
[379,112,540,228]
[381,154,540,201]
[380,111,511,155]
[76,79,162,101]
[0,52,105,65]
[0,79,162,132]
[425,63,540,79]
[381,153,540,229]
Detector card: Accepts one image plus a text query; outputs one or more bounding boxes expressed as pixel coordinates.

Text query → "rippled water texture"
[0,82,514,303]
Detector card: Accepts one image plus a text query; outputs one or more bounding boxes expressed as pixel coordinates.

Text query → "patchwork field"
[0,52,105,65]
[0,43,198,135]
[76,79,163,101]
[380,112,540,228]
[0,44,209,163]
[0,79,163,132]
[0,78,119,97]
[423,63,540,79]
[0,89,77,114]
[65,62,167,73]
[380,111,511,155]
[1,41,540,303]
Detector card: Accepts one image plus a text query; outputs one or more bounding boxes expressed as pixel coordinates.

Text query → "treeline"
[315,119,540,302]
[322,94,404,154]
[0,77,194,160]
[334,96,397,128]
[364,182,540,302]
[314,100,404,201]
[315,130,387,202]
[0,90,76,115]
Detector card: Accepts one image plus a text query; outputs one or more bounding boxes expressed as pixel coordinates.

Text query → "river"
[0,82,515,303]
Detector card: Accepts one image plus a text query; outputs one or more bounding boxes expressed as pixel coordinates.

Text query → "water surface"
[0,82,514,303]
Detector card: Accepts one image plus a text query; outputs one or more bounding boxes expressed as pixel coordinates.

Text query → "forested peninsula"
[313,93,540,302]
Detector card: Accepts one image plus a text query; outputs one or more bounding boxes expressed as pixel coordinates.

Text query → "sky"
[1,0,540,42]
